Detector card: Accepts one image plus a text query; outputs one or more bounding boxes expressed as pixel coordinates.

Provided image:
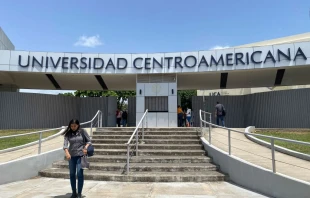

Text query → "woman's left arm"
[83,129,92,149]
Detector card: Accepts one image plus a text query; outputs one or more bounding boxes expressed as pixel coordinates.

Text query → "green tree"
[58,92,74,96]
[61,90,136,110]
[178,90,197,109]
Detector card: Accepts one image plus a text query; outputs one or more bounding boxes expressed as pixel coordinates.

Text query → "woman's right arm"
[63,136,71,160]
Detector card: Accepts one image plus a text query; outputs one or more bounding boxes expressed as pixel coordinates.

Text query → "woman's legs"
[76,157,84,194]
[186,116,191,127]
[69,157,77,194]
[69,156,84,195]
[117,118,121,127]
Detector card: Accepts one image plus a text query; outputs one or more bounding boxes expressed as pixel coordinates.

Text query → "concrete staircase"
[39,127,227,182]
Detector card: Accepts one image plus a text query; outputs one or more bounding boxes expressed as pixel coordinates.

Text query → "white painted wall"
[201,129,310,198]
[0,148,63,185]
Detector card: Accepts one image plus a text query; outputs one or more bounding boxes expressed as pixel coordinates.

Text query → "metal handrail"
[126,109,148,174]
[0,110,103,155]
[199,109,310,173]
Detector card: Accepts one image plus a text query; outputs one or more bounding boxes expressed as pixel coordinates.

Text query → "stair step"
[53,161,218,172]
[96,127,198,132]
[94,149,206,156]
[92,144,202,150]
[93,131,199,135]
[91,135,199,140]
[91,139,201,144]
[87,155,212,163]
[39,168,227,182]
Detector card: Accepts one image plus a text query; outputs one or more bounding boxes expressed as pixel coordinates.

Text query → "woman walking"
[63,119,92,198]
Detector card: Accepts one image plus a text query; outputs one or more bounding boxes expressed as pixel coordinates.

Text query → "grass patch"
[255,130,310,155]
[0,129,59,150]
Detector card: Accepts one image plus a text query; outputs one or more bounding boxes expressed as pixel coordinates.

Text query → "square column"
[136,74,177,127]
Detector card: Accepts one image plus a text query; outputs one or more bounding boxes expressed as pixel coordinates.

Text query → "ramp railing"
[199,109,310,175]
[0,110,102,158]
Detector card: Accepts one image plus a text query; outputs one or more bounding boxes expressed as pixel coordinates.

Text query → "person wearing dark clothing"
[122,110,128,127]
[63,119,92,198]
[116,109,122,127]
[177,105,184,127]
[215,102,225,127]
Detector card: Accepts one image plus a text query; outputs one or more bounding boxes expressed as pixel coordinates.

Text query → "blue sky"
[1,0,310,94]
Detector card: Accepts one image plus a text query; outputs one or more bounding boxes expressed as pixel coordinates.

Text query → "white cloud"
[210,45,230,50]
[19,89,75,95]
[74,35,103,48]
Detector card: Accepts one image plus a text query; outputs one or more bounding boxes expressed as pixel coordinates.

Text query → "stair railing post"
[228,129,231,155]
[38,132,42,154]
[98,112,100,128]
[126,143,130,174]
[136,130,139,156]
[271,138,276,173]
[90,121,93,137]
[142,118,144,141]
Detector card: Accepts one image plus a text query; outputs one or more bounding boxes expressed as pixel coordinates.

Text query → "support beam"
[95,75,108,90]
[274,69,285,86]
[45,74,61,89]
[220,73,228,89]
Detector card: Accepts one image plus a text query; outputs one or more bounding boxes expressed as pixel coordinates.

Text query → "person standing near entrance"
[177,105,184,127]
[122,110,128,127]
[186,107,192,127]
[116,109,122,127]
[215,102,225,127]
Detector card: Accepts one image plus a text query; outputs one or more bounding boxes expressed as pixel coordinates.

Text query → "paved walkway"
[0,136,63,163]
[0,177,268,198]
[205,128,310,183]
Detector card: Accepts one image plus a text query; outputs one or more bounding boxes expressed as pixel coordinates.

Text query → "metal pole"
[146,113,148,128]
[38,132,42,154]
[209,123,211,145]
[209,114,212,124]
[98,113,100,128]
[90,121,93,137]
[142,118,144,141]
[271,138,276,173]
[136,130,139,156]
[204,112,206,127]
[228,129,231,155]
[126,144,130,174]
[100,112,103,127]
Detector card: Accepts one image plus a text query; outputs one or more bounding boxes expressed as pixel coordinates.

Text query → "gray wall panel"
[0,93,117,129]
[192,88,310,128]
[127,97,136,127]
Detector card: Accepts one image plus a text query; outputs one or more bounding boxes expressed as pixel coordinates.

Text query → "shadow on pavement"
[53,194,86,198]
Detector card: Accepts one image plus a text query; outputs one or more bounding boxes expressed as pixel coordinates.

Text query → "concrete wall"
[127,97,136,127]
[0,148,63,185]
[0,92,117,129]
[201,136,310,198]
[192,88,310,128]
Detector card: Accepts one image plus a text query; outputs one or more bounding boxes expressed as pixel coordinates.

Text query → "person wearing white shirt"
[186,108,191,127]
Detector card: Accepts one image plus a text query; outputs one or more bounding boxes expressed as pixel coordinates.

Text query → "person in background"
[116,109,122,127]
[177,105,184,127]
[186,107,192,127]
[122,110,128,127]
[215,101,225,127]
[62,119,91,198]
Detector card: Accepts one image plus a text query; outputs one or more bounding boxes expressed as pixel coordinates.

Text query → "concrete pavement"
[205,128,310,183]
[0,177,268,198]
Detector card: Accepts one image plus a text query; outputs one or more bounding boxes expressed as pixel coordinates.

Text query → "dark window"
[145,96,168,112]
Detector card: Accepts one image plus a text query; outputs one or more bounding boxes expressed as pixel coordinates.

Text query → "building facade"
[1,27,310,127]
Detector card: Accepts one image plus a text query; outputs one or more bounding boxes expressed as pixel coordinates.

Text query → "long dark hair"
[62,119,80,136]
